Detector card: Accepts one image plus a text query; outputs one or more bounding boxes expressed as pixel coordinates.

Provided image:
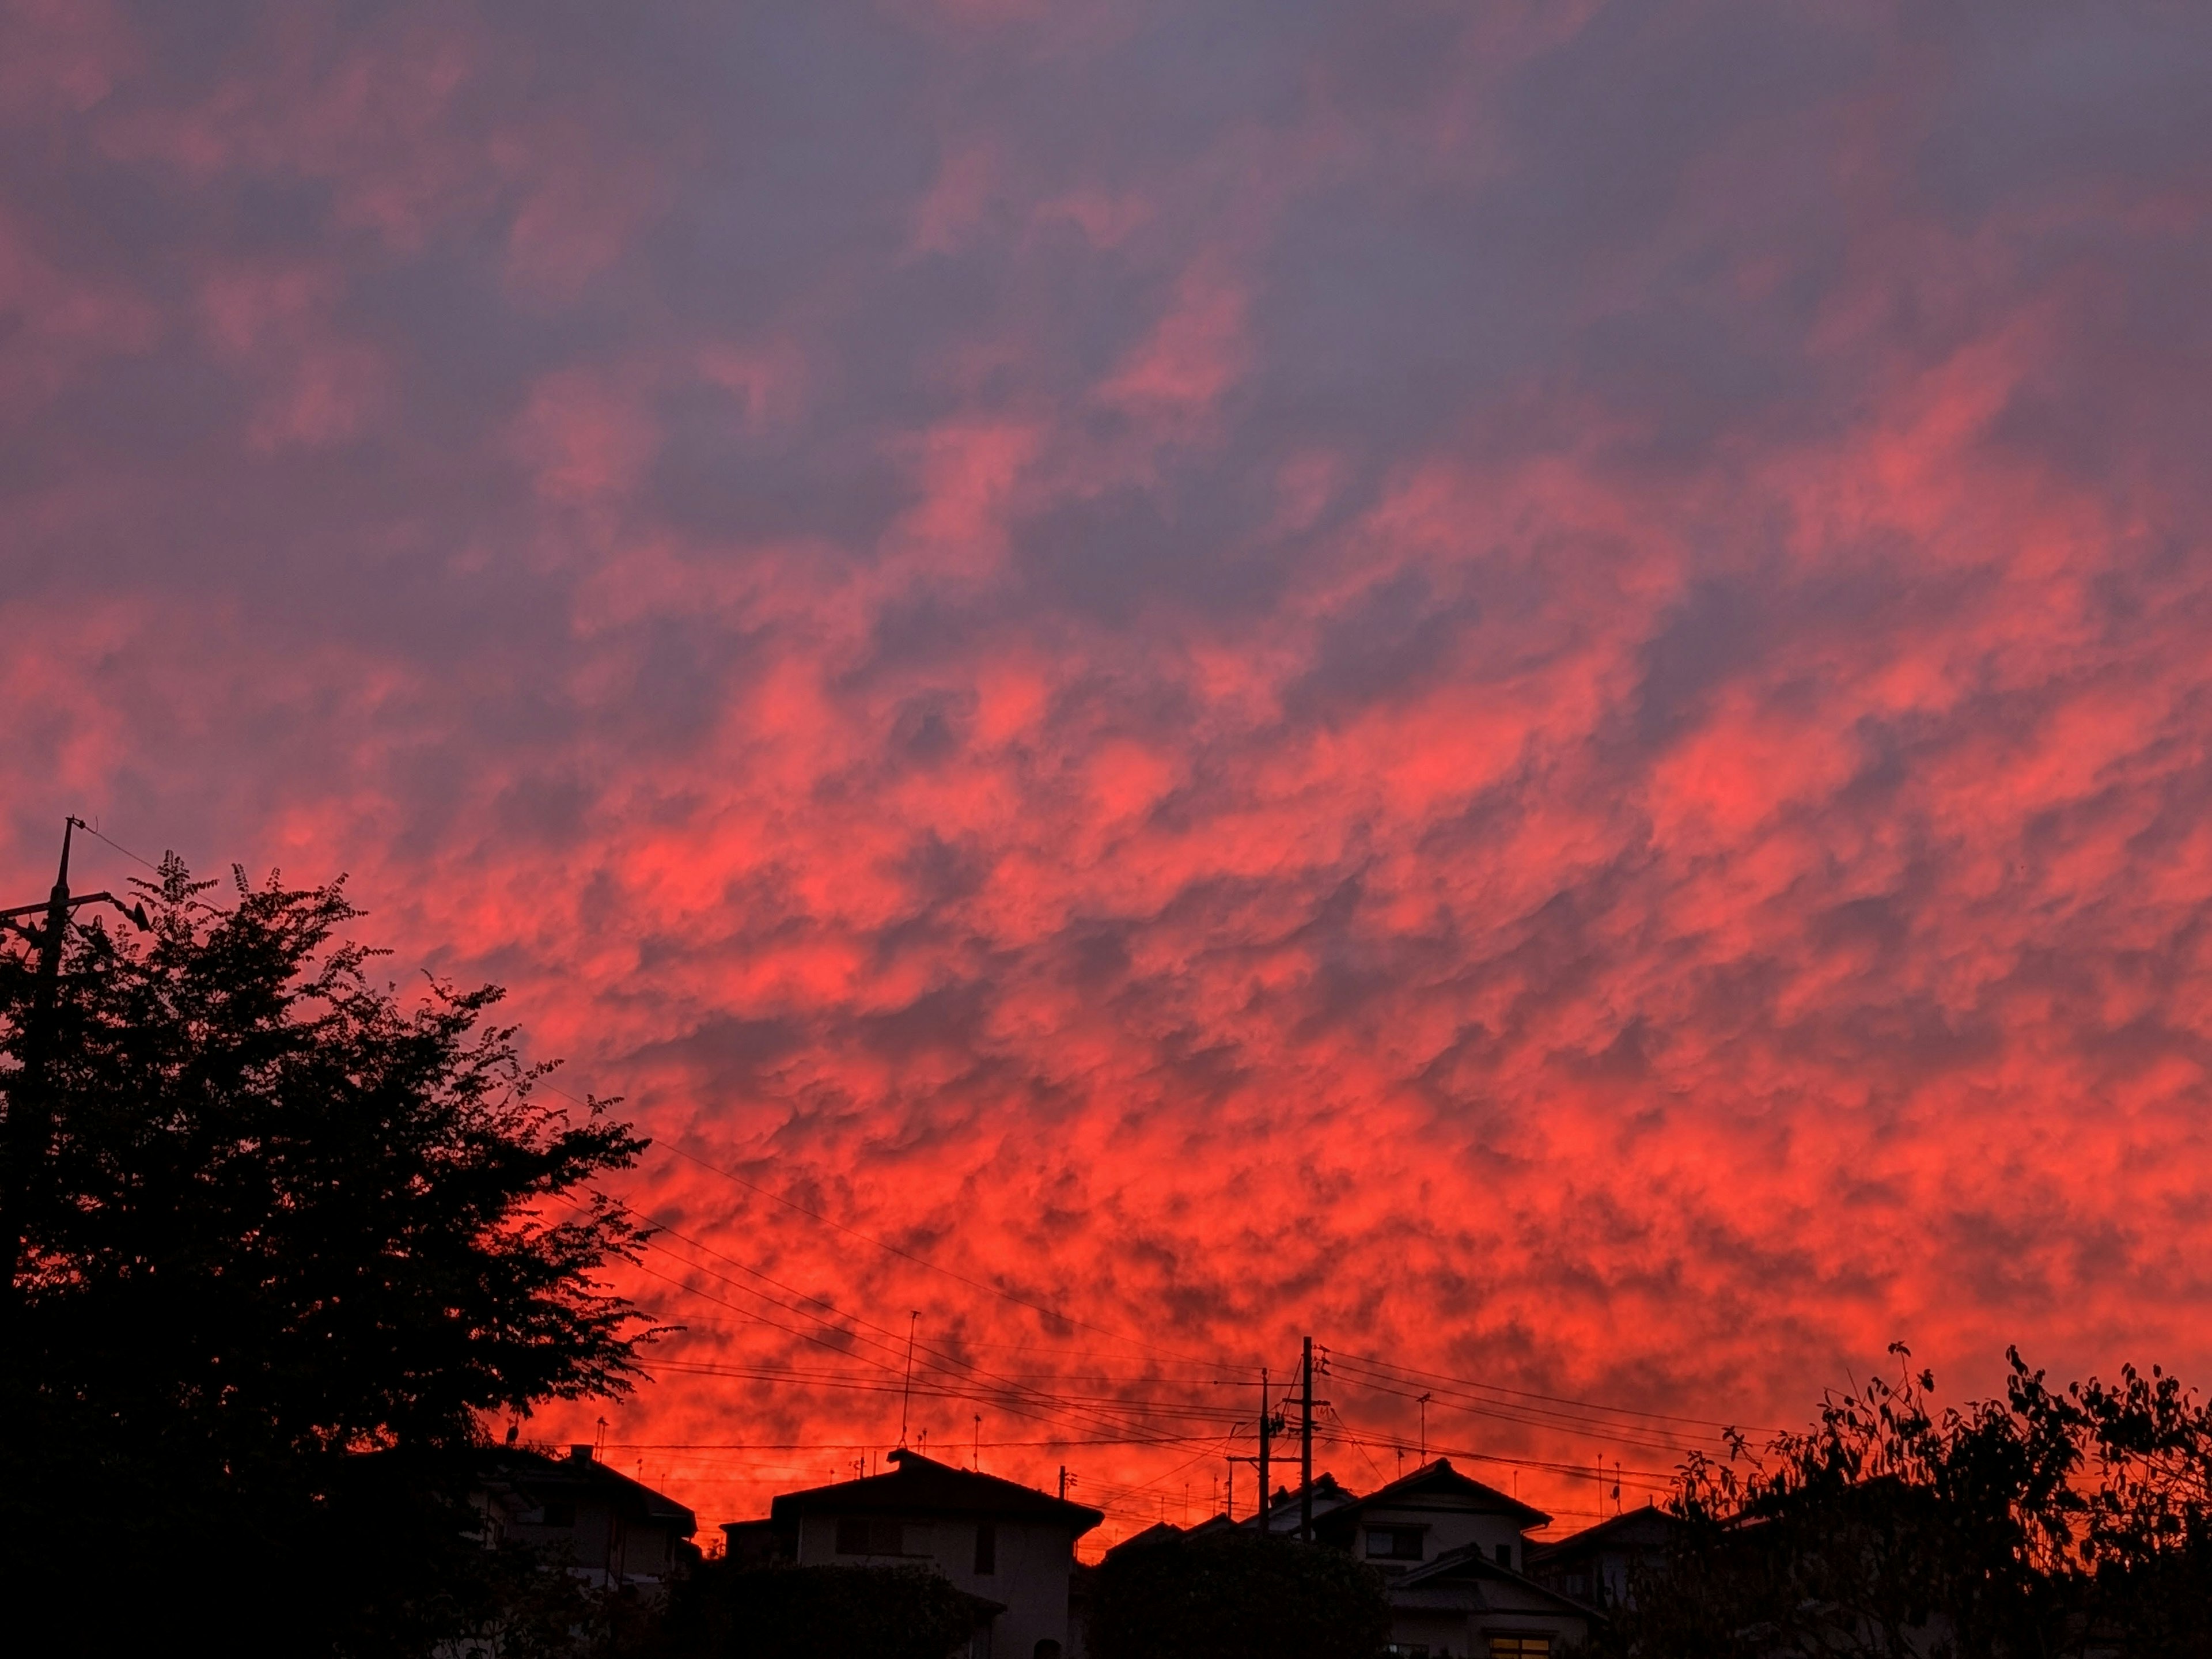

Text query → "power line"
[630,1241,1245,1452]
[1330,1365,1717,1460]
[610,1203,1725,1504]
[539,1081,1249,1374]
[75,821,161,873]
[1330,1349,1776,1436]
[651,1136,1245,1372]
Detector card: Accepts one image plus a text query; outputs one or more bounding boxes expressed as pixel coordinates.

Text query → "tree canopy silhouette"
[1598,1345,2212,1658]
[0,858,653,1656]
[658,1562,1000,1659]
[1089,1531,1391,1659]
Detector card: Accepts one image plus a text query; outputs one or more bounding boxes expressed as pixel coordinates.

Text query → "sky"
[6,0,2212,1547]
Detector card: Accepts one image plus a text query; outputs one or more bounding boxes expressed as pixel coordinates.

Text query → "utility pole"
[1256,1366,1271,1533]
[1059,1465,1070,1502]
[899,1310,918,1446]
[1300,1337,1314,1543]
[1,817,147,1308]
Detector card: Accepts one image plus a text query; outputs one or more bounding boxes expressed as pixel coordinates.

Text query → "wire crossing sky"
[4,1,2211,1545]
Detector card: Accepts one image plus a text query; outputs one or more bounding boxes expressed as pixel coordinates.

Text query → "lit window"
[1487,1638,1550,1658]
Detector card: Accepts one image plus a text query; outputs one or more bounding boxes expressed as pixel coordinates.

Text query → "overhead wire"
[656,1137,1248,1372]
[1330,1348,1776,1436]
[541,1080,1245,1375]
[628,1229,1253,1453]
[584,1197,1709,1532]
[625,1201,1256,1439]
[77,820,162,873]
[533,1098,1730,1533]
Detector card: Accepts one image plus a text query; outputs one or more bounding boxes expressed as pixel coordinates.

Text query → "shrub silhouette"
[1596,1346,2212,1658]
[1089,1531,1390,1659]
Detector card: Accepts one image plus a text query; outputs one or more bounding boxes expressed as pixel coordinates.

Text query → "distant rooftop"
[768,1449,1104,1534]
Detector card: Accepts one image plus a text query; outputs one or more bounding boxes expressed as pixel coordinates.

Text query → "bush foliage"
[1599,1346,2212,1658]
[659,1562,995,1659]
[1089,1531,1391,1659]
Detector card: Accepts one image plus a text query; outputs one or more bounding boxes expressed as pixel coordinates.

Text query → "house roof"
[1320,1458,1551,1529]
[768,1449,1104,1535]
[1524,1503,1679,1565]
[1101,1520,1185,1559]
[484,1447,698,1535]
[1243,1472,1359,1532]
[1392,1540,1605,1620]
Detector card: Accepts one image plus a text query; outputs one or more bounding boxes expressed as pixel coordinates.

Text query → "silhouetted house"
[717,1514,789,1566]
[1315,1460,1549,1577]
[477,1446,699,1593]
[1379,1544,1596,1657]
[1525,1504,1680,1610]
[768,1449,1103,1659]
[1100,1520,1187,1558]
[1105,1464,1595,1654]
[1313,1461,1594,1656]
[1241,1472,1360,1535]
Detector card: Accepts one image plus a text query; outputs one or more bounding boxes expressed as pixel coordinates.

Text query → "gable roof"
[1244,1472,1359,1533]
[1323,1458,1551,1529]
[483,1447,698,1534]
[1393,1540,1605,1620]
[1101,1520,1185,1559]
[1525,1503,1680,1564]
[769,1449,1104,1535]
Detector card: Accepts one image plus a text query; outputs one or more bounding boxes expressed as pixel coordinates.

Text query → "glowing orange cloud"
[4,0,2211,1551]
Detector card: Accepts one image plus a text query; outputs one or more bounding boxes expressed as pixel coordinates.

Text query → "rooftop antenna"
[900,1310,919,1446]
[1418,1392,1431,1463]
[973,1414,982,1470]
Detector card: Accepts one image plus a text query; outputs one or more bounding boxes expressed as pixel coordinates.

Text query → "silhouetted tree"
[1088,1532,1391,1659]
[657,1562,995,1659]
[0,859,652,1657]
[1595,1346,2212,1658]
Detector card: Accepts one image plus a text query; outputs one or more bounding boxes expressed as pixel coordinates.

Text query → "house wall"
[1355,1503,1529,1574]
[1381,1609,1588,1658]
[1384,1608,1473,1656]
[1463,1583,1590,1657]
[794,1512,1078,1659]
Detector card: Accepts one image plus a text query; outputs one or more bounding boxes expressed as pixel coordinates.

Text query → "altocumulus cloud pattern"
[5,0,2212,1535]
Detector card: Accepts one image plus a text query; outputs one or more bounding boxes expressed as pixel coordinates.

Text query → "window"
[1365,1526,1424,1560]
[975,1520,997,1575]
[1487,1638,1550,1658]
[538,1500,576,1528]
[1494,1542,1513,1567]
[835,1517,908,1555]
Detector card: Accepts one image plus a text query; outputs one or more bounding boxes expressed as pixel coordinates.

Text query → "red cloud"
[4,0,2211,1552]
